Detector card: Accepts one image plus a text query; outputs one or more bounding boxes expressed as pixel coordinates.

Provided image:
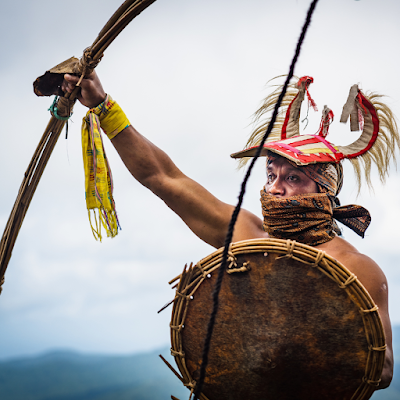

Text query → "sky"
[1,0,400,360]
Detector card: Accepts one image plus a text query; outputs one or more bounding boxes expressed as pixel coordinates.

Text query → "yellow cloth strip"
[81,95,129,240]
[93,95,131,139]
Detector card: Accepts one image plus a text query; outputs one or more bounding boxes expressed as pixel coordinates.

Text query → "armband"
[91,94,131,140]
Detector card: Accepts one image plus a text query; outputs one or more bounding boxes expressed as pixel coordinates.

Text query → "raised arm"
[111,124,266,247]
[62,72,266,248]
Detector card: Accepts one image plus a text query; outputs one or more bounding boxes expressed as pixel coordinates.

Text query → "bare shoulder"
[316,237,389,313]
[317,237,387,289]
[315,236,380,274]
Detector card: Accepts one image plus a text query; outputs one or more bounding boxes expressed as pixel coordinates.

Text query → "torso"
[231,208,392,387]
[233,211,388,309]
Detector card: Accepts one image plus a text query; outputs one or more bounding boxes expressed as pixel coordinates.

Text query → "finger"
[61,81,74,93]
[61,80,68,92]
[62,75,79,93]
[64,74,79,84]
[61,81,71,93]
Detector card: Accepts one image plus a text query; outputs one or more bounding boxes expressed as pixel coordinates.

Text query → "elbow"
[378,370,393,390]
[378,373,392,390]
[377,355,393,390]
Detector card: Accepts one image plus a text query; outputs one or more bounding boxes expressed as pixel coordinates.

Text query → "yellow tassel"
[88,210,102,242]
[82,98,126,240]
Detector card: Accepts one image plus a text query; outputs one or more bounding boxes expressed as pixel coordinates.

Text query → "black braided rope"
[193,1,320,398]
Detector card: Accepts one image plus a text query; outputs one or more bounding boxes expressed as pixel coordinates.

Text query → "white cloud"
[1,0,400,359]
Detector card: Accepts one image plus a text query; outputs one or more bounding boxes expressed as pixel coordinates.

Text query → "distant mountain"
[0,327,398,400]
[0,349,188,400]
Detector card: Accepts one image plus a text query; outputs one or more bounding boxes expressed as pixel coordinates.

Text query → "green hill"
[0,349,188,400]
[0,326,398,400]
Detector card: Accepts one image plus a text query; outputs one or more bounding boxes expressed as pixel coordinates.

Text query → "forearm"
[110,124,183,193]
[379,352,393,389]
[374,290,393,389]
[378,334,393,389]
[110,125,232,247]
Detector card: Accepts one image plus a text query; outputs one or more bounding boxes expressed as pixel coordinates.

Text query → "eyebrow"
[267,165,300,172]
[266,164,307,177]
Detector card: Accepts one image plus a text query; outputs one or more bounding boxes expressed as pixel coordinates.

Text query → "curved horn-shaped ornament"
[281,76,314,140]
[337,89,379,159]
[317,105,334,138]
[340,84,360,132]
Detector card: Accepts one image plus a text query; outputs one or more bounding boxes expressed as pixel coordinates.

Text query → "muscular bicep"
[151,173,266,248]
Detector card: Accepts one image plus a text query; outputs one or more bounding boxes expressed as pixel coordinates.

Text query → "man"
[62,72,393,388]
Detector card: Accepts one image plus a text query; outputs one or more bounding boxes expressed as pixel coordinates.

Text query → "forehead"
[266,157,302,173]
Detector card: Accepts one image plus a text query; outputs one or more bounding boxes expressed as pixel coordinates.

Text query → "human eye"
[267,173,275,183]
[287,174,299,182]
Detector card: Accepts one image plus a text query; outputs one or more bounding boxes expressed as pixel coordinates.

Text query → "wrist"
[88,94,107,109]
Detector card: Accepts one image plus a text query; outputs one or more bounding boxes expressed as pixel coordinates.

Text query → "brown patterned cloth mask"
[260,190,371,246]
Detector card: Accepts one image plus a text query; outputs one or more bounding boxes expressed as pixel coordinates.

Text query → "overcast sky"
[0,0,400,360]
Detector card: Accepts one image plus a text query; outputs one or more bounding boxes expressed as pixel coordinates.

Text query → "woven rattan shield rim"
[164,238,386,400]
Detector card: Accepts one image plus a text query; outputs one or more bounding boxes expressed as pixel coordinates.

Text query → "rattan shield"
[165,238,386,400]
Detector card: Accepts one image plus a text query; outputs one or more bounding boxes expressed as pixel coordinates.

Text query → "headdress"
[231,76,400,191]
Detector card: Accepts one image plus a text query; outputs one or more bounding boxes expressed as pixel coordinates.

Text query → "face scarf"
[260,190,371,246]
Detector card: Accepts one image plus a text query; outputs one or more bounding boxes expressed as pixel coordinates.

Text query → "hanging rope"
[193,0,320,398]
[0,0,157,292]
